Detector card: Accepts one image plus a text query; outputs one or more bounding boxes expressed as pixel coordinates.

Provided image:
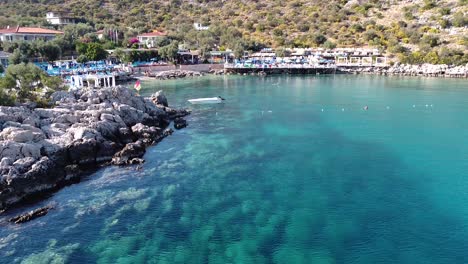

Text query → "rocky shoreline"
[145,70,204,80]
[209,69,226,75]
[0,86,189,212]
[340,63,468,78]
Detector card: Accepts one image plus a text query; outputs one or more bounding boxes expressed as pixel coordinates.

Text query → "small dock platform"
[69,74,116,89]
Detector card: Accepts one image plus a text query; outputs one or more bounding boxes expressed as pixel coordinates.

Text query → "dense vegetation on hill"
[0,0,467,64]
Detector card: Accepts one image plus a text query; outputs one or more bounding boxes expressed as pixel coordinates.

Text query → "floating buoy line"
[314,104,434,112]
[257,104,435,114]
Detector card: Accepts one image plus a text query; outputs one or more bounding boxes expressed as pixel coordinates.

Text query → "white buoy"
[386,106,390,110]
[342,108,345,111]
[321,109,324,112]
[425,104,429,108]
[413,105,416,108]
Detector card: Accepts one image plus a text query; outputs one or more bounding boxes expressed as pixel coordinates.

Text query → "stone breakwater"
[0,86,189,212]
[341,64,468,78]
[146,70,203,80]
[209,69,226,75]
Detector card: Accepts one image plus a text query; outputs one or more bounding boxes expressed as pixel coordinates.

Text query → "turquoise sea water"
[1,75,468,263]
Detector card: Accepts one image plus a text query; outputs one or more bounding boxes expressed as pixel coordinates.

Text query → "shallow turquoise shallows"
[2,75,468,264]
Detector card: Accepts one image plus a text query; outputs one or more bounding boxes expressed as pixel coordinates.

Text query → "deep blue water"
[1,75,468,263]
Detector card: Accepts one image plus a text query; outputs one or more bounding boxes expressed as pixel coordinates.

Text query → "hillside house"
[96,29,105,40]
[0,51,11,69]
[46,11,76,25]
[193,23,209,31]
[0,26,63,42]
[137,30,167,48]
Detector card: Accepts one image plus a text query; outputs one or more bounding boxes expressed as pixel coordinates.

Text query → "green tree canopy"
[154,37,171,48]
[76,42,89,55]
[312,33,327,46]
[420,34,440,48]
[9,49,26,65]
[36,41,61,62]
[114,48,130,63]
[85,43,108,61]
[0,79,15,106]
[452,11,467,27]
[275,48,291,57]
[323,40,337,49]
[159,41,179,63]
[232,40,248,58]
[0,63,62,104]
[57,23,95,51]
[77,54,89,63]
[8,42,34,65]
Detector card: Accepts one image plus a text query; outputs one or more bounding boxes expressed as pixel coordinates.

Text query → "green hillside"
[0,0,467,64]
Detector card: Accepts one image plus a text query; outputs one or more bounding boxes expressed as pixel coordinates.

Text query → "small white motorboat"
[188,96,225,104]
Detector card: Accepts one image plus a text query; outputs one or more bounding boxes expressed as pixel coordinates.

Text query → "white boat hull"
[188,97,223,104]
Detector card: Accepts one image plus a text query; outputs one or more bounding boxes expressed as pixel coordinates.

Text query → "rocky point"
[0,86,189,212]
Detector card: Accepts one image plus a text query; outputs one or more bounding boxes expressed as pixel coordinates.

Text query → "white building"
[0,26,63,42]
[193,23,209,31]
[46,11,76,26]
[96,29,105,40]
[136,30,167,48]
[0,51,11,68]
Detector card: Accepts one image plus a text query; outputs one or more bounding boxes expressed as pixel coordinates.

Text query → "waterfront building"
[209,51,235,64]
[178,50,200,64]
[0,26,63,42]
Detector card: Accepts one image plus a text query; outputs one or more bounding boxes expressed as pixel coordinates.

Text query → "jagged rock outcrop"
[8,205,54,224]
[152,90,168,107]
[174,118,188,129]
[111,140,146,165]
[0,86,189,212]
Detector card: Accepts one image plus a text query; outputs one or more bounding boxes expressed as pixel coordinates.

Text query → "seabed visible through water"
[1,75,468,264]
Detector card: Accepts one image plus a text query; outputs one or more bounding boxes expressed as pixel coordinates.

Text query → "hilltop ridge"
[0,0,466,63]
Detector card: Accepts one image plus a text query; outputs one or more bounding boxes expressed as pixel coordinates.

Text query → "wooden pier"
[224,56,389,75]
[224,64,338,75]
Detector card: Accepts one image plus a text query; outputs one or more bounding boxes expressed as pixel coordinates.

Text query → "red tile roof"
[0,26,63,35]
[138,30,166,37]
